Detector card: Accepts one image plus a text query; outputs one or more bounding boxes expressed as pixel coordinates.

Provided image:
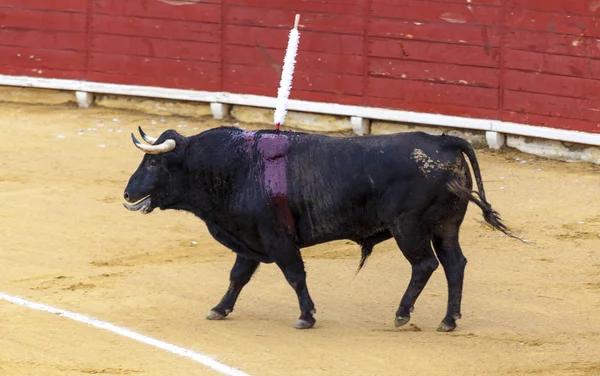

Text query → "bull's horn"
[138,126,158,144]
[131,133,176,154]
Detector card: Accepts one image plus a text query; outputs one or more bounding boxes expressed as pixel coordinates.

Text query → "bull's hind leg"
[206,255,260,320]
[390,224,439,328]
[432,229,467,332]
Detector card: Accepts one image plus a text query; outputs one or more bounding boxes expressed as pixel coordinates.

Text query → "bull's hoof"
[206,310,227,320]
[394,316,411,327]
[295,318,315,329]
[437,320,457,332]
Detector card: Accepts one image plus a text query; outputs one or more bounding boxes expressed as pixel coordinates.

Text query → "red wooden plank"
[92,15,221,44]
[88,72,222,92]
[367,77,498,109]
[369,58,499,88]
[222,82,364,106]
[504,90,600,122]
[586,37,600,59]
[224,65,363,96]
[0,29,86,51]
[503,111,600,133]
[0,45,86,71]
[365,97,500,120]
[371,0,501,26]
[224,0,364,15]
[504,29,587,56]
[591,18,600,38]
[92,0,221,23]
[91,34,221,62]
[0,8,86,31]
[225,6,364,34]
[89,53,221,83]
[505,8,591,36]
[369,38,500,67]
[291,91,364,106]
[294,72,364,96]
[369,18,501,47]
[505,70,600,100]
[0,65,86,80]
[376,0,502,6]
[224,45,363,75]
[222,82,276,97]
[224,25,364,55]
[0,0,86,12]
[505,0,596,16]
[504,49,600,79]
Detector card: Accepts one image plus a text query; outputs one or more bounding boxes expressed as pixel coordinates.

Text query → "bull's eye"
[148,159,158,167]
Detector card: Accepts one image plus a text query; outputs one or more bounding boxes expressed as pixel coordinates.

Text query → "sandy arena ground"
[0,101,599,376]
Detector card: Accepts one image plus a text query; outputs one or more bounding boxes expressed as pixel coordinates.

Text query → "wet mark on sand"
[63,282,96,291]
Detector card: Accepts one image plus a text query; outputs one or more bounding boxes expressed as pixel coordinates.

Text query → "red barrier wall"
[0,0,599,134]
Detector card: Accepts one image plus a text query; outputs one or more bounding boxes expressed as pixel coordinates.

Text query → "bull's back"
[282,132,466,245]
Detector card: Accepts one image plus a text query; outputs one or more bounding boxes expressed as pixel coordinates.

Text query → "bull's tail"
[357,243,374,273]
[447,180,521,240]
[445,137,525,242]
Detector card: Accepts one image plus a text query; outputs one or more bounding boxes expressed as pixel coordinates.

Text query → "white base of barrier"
[351,116,371,136]
[485,131,507,150]
[0,74,598,147]
[210,102,231,120]
[75,91,94,108]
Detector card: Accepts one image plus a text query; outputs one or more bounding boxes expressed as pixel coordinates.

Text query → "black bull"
[123,126,519,332]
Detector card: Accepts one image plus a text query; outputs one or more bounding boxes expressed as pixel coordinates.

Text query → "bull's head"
[123,127,188,214]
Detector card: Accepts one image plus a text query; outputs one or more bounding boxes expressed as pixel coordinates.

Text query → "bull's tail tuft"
[356,243,374,274]
[443,136,526,243]
[447,180,525,242]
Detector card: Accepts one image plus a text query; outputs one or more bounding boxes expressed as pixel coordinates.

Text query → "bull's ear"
[138,126,157,144]
[131,133,176,154]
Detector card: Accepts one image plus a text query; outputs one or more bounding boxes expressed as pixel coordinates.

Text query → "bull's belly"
[294,213,386,248]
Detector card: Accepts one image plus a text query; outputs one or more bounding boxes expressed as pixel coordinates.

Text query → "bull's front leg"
[206,255,260,320]
[273,247,316,329]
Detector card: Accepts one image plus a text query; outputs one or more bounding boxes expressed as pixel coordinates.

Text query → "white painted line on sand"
[0,292,252,376]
